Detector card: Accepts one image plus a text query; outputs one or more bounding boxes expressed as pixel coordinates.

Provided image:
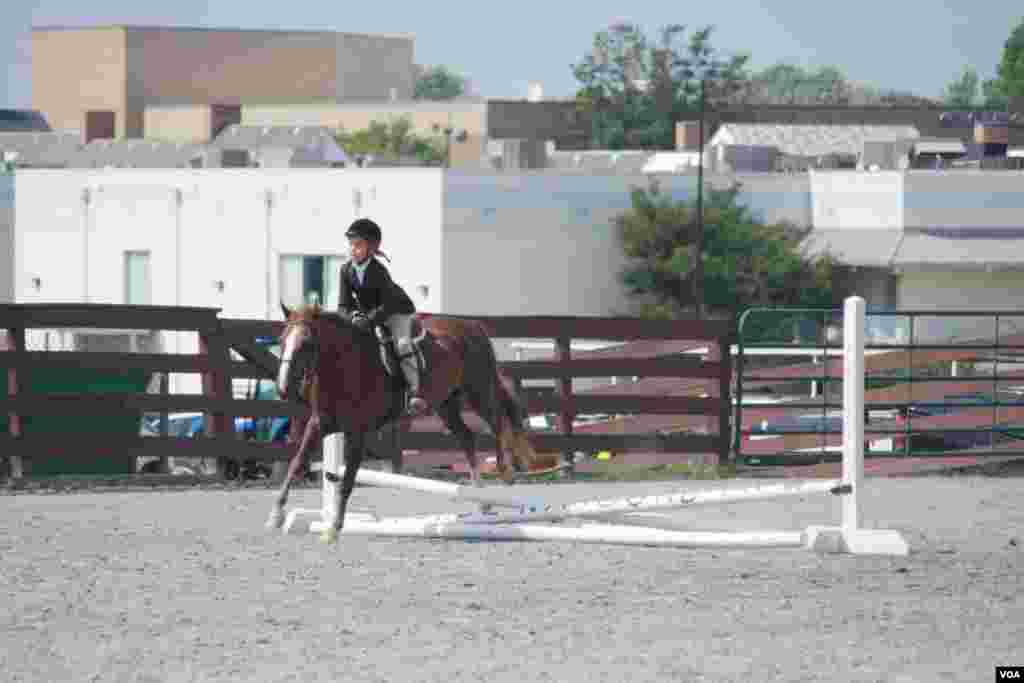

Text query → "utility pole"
[693,78,706,320]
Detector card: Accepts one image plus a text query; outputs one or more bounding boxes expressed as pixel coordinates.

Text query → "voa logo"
[998,670,1021,679]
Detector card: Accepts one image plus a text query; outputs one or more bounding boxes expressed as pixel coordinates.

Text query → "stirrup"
[407,395,428,416]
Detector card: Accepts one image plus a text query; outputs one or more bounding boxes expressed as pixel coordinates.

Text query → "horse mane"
[288,303,374,345]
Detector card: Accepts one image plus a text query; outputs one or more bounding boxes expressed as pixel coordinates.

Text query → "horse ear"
[280,301,291,320]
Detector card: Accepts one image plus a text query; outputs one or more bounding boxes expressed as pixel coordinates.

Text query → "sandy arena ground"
[1,473,1022,683]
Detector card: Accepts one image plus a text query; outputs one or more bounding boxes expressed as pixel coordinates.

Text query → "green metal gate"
[734,306,1024,466]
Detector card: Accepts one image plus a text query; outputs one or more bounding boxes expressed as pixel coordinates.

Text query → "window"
[124,251,151,305]
[279,254,346,309]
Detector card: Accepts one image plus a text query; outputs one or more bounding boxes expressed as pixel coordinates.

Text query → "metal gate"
[733,306,1024,466]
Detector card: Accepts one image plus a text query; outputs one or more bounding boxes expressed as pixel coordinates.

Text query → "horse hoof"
[265,508,284,531]
[320,528,339,544]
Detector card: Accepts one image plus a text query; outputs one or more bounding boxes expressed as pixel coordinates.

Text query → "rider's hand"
[351,313,372,331]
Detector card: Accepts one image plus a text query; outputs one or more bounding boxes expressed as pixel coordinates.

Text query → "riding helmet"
[345,218,382,243]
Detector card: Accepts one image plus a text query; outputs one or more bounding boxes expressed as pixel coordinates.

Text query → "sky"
[1,0,1020,108]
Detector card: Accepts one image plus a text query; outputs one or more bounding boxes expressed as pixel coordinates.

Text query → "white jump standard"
[276,296,908,556]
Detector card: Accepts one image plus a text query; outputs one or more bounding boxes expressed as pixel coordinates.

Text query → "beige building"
[31,25,416,140]
[241,101,489,167]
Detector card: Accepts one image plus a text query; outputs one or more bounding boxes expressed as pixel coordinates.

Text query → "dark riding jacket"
[337,257,415,324]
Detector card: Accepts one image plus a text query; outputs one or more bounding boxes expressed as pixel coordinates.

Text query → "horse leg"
[266,412,319,531]
[463,387,516,485]
[322,430,365,544]
[436,392,481,486]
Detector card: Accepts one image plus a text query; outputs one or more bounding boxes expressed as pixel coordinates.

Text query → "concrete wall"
[335,34,415,101]
[32,27,415,140]
[126,29,413,106]
[903,171,1024,229]
[143,106,213,143]
[810,171,904,229]
[0,174,13,302]
[440,172,813,318]
[242,102,488,167]
[126,28,339,107]
[486,101,590,149]
[32,27,127,137]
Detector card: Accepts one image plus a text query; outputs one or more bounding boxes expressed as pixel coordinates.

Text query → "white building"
[6,168,811,391]
[0,173,12,303]
[805,169,1024,342]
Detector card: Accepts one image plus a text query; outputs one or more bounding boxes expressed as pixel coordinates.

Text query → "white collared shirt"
[352,258,371,286]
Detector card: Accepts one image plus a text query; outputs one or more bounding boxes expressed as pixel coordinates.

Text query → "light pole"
[695,77,707,319]
[680,60,734,319]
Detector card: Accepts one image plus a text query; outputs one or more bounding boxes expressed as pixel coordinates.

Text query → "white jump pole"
[335,466,531,510]
[804,296,909,555]
[308,517,807,549]
[305,477,852,532]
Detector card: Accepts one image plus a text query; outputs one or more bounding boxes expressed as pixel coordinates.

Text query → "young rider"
[337,218,427,416]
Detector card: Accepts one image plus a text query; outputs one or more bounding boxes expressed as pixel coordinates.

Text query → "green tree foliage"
[943,67,981,107]
[617,181,838,320]
[414,65,467,100]
[745,63,850,104]
[572,23,748,149]
[981,17,1024,108]
[335,117,445,164]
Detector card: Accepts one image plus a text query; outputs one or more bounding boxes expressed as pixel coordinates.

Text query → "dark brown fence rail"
[2,304,734,480]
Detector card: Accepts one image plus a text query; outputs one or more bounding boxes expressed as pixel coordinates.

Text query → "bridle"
[280,316,320,403]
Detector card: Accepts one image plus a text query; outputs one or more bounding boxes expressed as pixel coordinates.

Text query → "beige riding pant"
[380,313,422,391]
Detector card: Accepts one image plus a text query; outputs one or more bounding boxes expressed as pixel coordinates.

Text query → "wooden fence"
[1,304,734,479]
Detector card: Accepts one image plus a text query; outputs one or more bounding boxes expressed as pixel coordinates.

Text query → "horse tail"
[471,324,538,470]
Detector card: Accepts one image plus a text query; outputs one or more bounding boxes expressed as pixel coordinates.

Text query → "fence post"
[5,328,25,479]
[199,327,234,479]
[555,334,574,474]
[718,330,734,468]
[158,372,171,474]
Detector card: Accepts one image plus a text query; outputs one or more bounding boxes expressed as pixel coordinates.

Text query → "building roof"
[913,138,967,155]
[891,229,1024,271]
[710,123,921,157]
[68,139,205,168]
[800,228,905,267]
[802,226,1024,270]
[0,132,83,167]
[546,150,654,173]
[212,124,336,148]
[642,152,702,173]
[699,105,1024,148]
[211,125,350,165]
[32,25,415,40]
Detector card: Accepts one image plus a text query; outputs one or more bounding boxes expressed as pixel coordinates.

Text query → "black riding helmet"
[345,218,382,244]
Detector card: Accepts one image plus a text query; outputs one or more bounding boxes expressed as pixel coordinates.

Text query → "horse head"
[277,302,378,402]
[277,302,324,401]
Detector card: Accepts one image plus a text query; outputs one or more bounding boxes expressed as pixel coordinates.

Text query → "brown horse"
[266,303,537,543]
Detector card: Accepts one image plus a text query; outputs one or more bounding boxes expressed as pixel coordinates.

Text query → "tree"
[943,67,981,107]
[616,180,838,320]
[743,63,851,104]
[983,17,1024,108]
[335,117,445,164]
[572,23,748,149]
[414,65,467,100]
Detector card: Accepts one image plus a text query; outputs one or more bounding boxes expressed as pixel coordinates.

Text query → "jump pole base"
[804,526,909,556]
